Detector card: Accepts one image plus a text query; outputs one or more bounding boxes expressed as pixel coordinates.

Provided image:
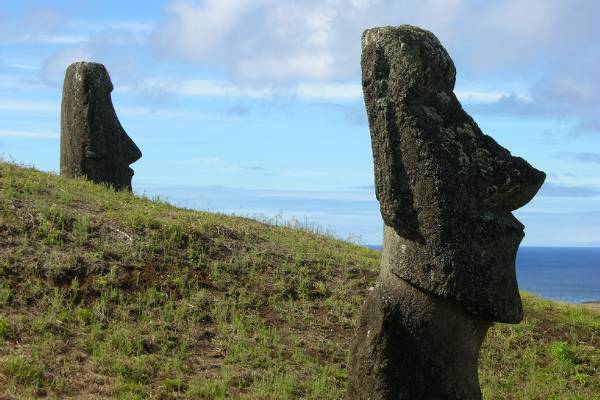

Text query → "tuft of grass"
[1,356,44,389]
[0,160,598,399]
[0,316,16,341]
[72,215,93,244]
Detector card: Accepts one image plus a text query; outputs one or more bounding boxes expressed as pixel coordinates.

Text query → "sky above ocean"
[1,0,599,246]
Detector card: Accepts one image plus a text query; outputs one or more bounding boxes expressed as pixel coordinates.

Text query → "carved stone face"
[60,62,142,190]
[361,26,545,322]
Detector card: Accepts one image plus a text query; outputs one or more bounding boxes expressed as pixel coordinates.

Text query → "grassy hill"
[0,161,598,399]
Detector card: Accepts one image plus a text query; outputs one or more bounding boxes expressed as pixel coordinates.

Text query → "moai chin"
[345,25,546,400]
[60,62,142,191]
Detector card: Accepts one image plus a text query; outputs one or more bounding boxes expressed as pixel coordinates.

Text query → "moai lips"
[60,62,141,191]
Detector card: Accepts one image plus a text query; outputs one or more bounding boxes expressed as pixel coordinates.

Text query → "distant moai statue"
[60,62,142,191]
[346,26,545,400]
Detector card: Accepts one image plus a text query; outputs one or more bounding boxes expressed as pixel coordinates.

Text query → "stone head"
[361,26,545,322]
[60,62,141,190]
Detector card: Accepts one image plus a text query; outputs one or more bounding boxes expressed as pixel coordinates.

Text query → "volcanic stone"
[345,25,545,400]
[60,62,141,191]
[361,25,545,322]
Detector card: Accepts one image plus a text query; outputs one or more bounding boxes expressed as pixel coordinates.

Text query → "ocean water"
[366,246,600,303]
[516,247,600,303]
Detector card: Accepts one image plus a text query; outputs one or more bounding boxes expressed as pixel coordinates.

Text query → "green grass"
[0,160,598,399]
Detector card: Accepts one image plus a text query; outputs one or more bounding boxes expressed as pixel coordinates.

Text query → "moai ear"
[362,40,422,242]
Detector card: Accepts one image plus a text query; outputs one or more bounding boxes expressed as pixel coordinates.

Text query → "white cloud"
[70,20,154,35]
[295,82,361,101]
[140,77,532,104]
[173,79,362,101]
[151,0,600,122]
[454,90,505,104]
[158,79,274,98]
[118,106,224,120]
[41,47,93,83]
[141,78,362,102]
[0,75,48,91]
[454,89,531,104]
[153,0,589,81]
[237,53,337,81]
[6,63,39,71]
[13,34,89,45]
[546,174,600,190]
[0,98,59,113]
[38,33,143,87]
[153,0,360,81]
[0,129,58,139]
[157,0,255,56]
[0,95,227,121]
[132,76,531,107]
[0,10,154,87]
[3,0,598,123]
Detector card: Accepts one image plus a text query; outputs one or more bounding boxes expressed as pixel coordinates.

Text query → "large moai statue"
[60,62,142,191]
[346,26,546,400]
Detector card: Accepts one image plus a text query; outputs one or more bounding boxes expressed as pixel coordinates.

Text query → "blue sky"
[1,0,599,246]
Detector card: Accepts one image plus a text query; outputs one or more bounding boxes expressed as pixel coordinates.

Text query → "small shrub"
[161,377,187,393]
[1,356,43,388]
[190,376,228,399]
[550,341,577,364]
[0,316,16,341]
[76,307,95,325]
[42,224,63,246]
[111,356,155,384]
[0,282,13,305]
[73,215,93,244]
[42,204,70,230]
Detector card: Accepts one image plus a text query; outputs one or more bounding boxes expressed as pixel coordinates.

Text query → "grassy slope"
[0,161,598,400]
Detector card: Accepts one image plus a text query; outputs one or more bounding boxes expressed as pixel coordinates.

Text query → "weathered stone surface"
[60,62,141,191]
[346,270,489,400]
[346,25,545,400]
[361,25,545,322]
